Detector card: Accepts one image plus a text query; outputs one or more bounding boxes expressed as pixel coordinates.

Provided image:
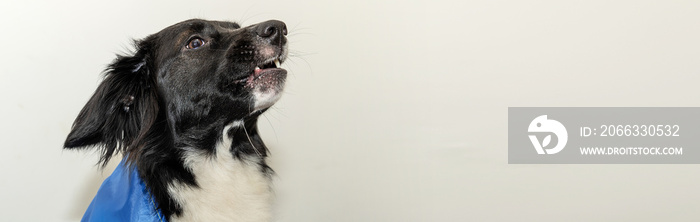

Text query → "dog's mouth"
[235,57,287,85]
[253,58,284,77]
[246,56,287,112]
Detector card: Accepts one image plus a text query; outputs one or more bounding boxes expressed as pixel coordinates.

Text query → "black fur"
[64,19,287,220]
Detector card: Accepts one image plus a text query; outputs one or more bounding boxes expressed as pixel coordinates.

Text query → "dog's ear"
[64,39,159,166]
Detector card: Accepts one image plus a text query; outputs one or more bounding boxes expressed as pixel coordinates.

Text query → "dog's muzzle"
[246,20,288,111]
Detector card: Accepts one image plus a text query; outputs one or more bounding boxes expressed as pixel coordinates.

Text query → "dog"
[64,19,288,221]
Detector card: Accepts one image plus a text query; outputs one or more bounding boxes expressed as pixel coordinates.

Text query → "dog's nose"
[255,20,287,40]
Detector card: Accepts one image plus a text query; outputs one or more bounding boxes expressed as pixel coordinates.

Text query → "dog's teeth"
[255,66,261,71]
[274,59,280,68]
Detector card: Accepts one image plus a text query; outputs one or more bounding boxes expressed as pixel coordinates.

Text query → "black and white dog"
[64,19,288,221]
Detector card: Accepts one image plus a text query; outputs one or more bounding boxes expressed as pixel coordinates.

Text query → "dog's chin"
[248,68,287,113]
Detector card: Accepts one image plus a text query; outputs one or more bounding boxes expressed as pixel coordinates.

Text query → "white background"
[2,0,700,221]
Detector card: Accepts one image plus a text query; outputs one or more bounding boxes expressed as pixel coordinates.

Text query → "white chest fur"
[168,123,273,222]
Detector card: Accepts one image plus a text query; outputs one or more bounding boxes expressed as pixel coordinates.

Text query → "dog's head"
[64,19,288,164]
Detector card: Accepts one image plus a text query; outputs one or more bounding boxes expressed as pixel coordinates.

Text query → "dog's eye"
[186,38,205,49]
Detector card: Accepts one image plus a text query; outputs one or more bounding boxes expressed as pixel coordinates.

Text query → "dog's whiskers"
[242,123,262,157]
[261,113,280,144]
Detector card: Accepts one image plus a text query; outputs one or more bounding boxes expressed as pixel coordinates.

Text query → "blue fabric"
[81,159,166,222]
